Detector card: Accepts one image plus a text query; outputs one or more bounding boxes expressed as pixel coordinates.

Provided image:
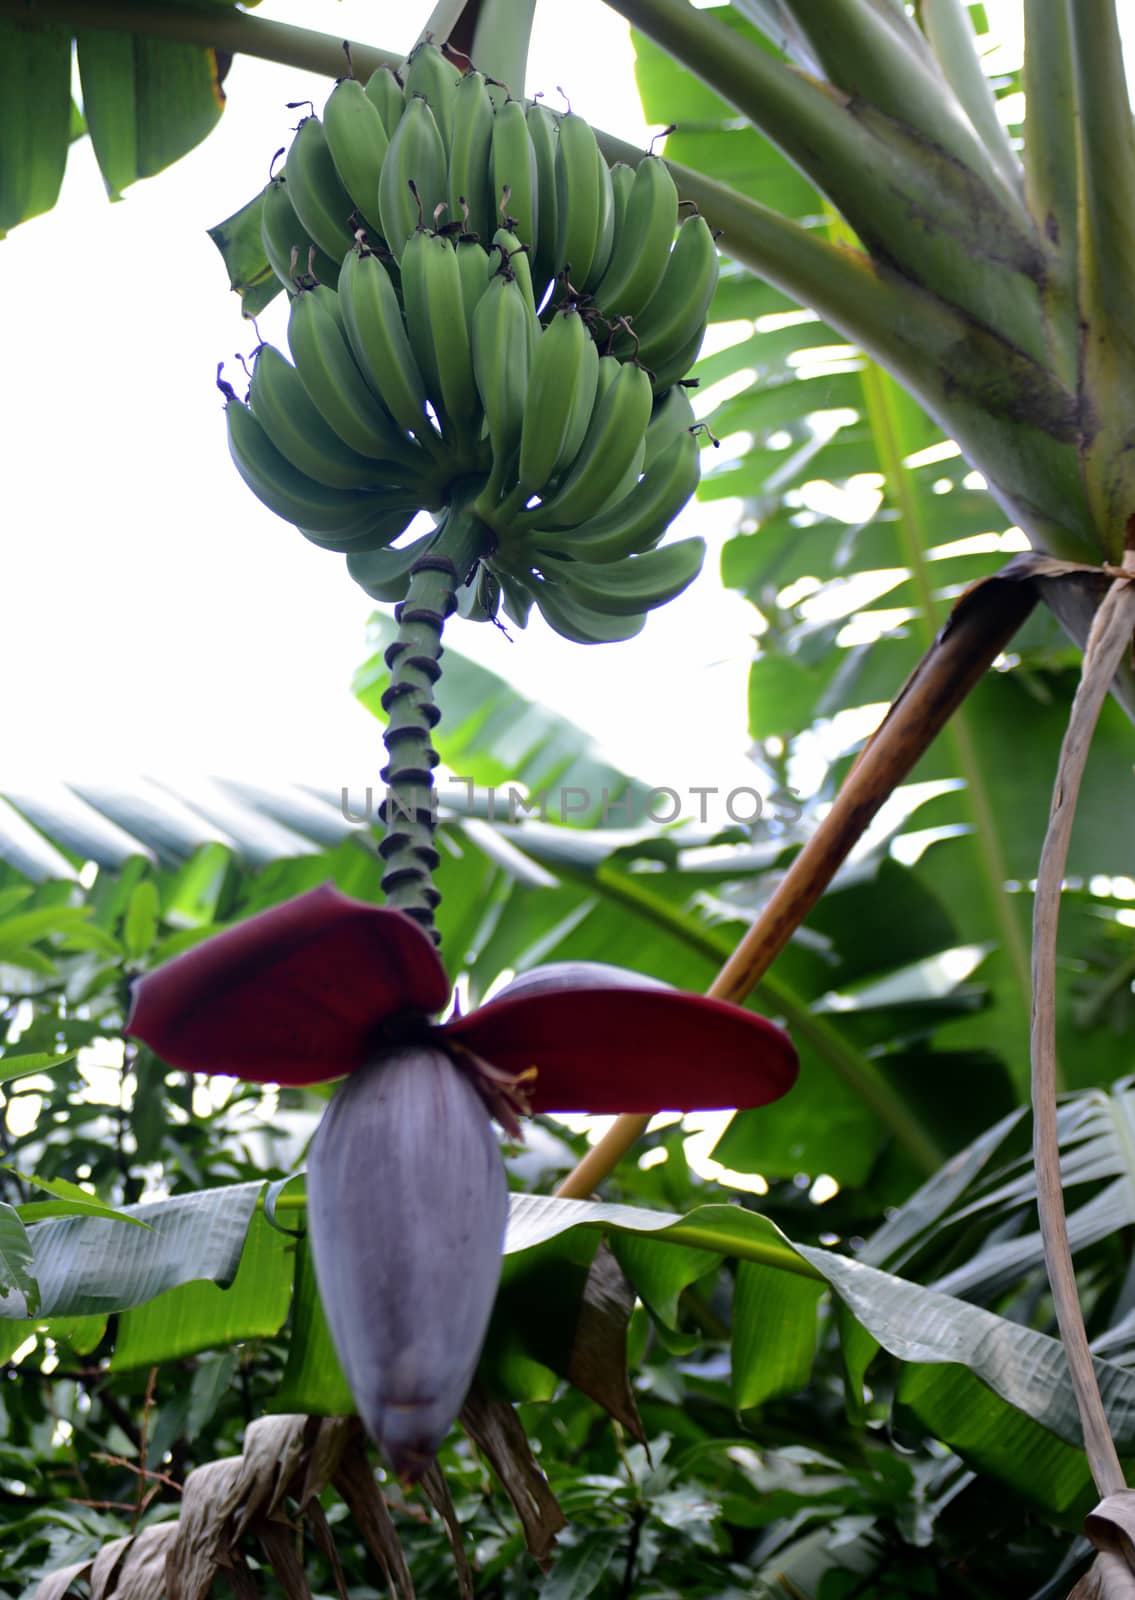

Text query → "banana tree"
[3,0,1135,1592]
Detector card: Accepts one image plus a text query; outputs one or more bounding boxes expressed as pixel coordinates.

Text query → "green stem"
[1021,0,1080,389]
[470,0,538,98]
[379,497,491,942]
[0,0,400,76]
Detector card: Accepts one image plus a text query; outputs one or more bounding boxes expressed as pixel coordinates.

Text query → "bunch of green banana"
[227,40,720,639]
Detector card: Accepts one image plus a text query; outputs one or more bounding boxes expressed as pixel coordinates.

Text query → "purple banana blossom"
[127,884,797,1477]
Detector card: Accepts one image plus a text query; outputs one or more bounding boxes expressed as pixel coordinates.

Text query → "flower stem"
[379,496,491,943]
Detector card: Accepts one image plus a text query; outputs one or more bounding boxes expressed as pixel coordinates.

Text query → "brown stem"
[1030,549,1135,1500]
[556,562,1039,1199]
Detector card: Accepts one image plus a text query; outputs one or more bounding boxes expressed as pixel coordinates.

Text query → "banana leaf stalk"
[125,883,796,1479]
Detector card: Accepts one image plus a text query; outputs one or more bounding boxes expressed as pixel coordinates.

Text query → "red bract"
[126,883,797,1110]
[125,882,797,1479]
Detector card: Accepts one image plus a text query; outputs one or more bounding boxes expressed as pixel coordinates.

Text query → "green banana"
[347,526,439,601]
[456,236,492,348]
[532,578,646,644]
[542,536,706,616]
[591,435,645,521]
[498,570,534,628]
[517,308,598,497]
[553,111,603,289]
[365,67,405,137]
[249,343,394,490]
[225,397,413,543]
[322,78,388,234]
[401,230,480,450]
[455,562,500,623]
[521,360,653,529]
[620,213,718,372]
[299,504,417,555]
[285,115,356,264]
[532,428,700,563]
[491,97,538,250]
[401,42,461,148]
[377,94,448,261]
[287,284,429,470]
[491,226,536,320]
[260,176,340,291]
[525,101,559,306]
[447,69,495,242]
[585,144,615,291]
[594,154,679,318]
[337,245,441,451]
[608,162,636,242]
[644,384,697,470]
[472,272,535,498]
[648,322,709,392]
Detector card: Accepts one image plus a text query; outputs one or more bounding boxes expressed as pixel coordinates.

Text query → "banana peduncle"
[378,497,491,942]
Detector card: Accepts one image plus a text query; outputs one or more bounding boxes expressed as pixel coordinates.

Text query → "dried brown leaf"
[90,1536,132,1600]
[32,1559,93,1600]
[253,1518,313,1600]
[1068,1550,1135,1599]
[168,1457,247,1600]
[419,1462,473,1600]
[233,1415,310,1533]
[115,1522,179,1600]
[332,1432,415,1599]
[298,1417,355,1508]
[459,1383,565,1567]
[303,1498,350,1600]
[566,1242,645,1443]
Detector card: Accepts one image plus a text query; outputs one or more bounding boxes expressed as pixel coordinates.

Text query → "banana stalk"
[377,496,491,942]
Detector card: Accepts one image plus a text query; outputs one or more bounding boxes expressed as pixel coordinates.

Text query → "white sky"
[1,0,759,811]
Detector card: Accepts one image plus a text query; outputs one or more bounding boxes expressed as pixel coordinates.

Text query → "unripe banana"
[608,162,636,240]
[490,97,538,250]
[543,536,706,616]
[337,245,441,451]
[499,571,534,627]
[644,383,697,471]
[523,360,653,529]
[401,230,479,450]
[249,343,392,490]
[365,67,405,137]
[532,578,646,644]
[322,78,388,234]
[378,95,448,262]
[347,527,439,602]
[585,144,615,291]
[306,1047,508,1481]
[533,429,700,563]
[647,321,709,392]
[225,398,414,545]
[456,236,492,347]
[447,69,495,243]
[594,154,679,318]
[491,226,537,323]
[525,101,559,305]
[401,41,462,148]
[287,284,428,470]
[553,111,603,289]
[285,115,357,264]
[517,308,598,496]
[472,272,534,483]
[260,176,340,291]
[620,213,718,373]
